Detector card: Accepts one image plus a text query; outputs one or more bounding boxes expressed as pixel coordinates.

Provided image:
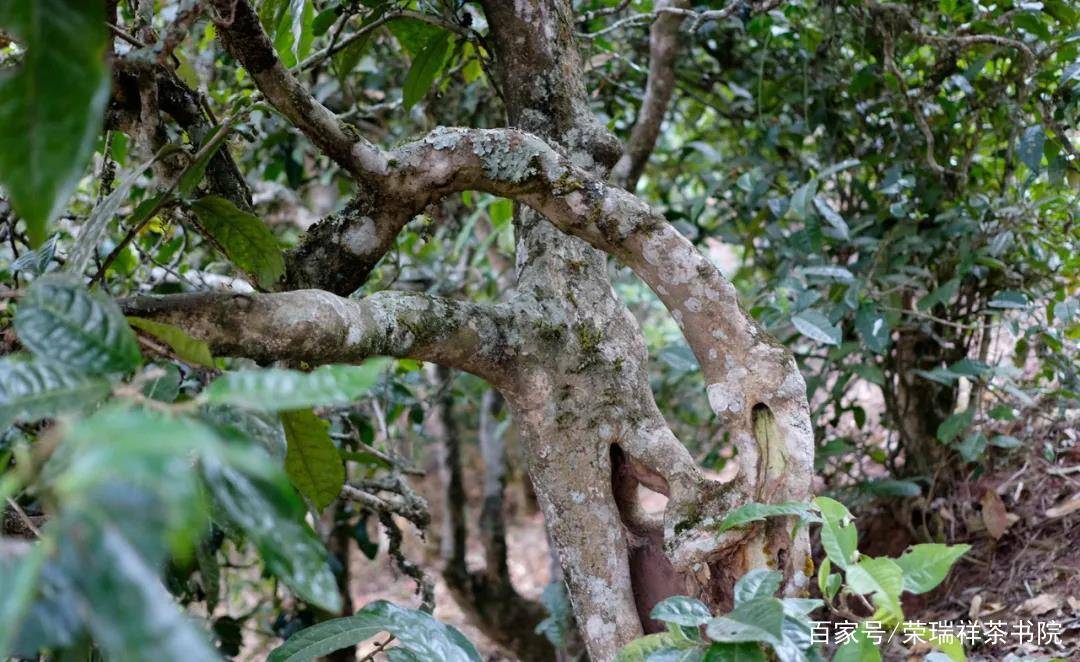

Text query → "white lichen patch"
[423,126,465,150]
[706,367,748,415]
[472,132,542,183]
[707,382,741,415]
[585,614,616,644]
[342,217,379,256]
[684,297,702,313]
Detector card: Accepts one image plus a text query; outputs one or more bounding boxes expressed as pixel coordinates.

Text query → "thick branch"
[206,0,384,176]
[121,289,518,385]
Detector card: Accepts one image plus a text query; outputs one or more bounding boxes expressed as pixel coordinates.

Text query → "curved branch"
[366,126,813,584]
[610,0,691,191]
[120,289,519,386]
[206,0,385,176]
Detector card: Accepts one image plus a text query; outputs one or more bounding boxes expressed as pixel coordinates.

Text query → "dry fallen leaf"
[1019,593,1062,616]
[981,489,1012,540]
[969,593,983,619]
[1045,494,1080,519]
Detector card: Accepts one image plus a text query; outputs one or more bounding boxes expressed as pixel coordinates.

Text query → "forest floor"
[346,415,1080,661]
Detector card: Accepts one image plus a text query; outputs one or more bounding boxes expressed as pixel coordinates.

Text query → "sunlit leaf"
[127,317,215,369]
[894,544,970,594]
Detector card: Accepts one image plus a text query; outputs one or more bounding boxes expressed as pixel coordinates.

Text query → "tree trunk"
[125,3,820,659]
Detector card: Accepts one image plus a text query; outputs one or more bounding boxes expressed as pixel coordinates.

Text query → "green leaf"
[716,501,819,533]
[204,361,387,411]
[813,496,858,569]
[786,181,817,221]
[201,456,341,612]
[733,570,782,606]
[1061,61,1080,86]
[855,304,891,354]
[11,234,58,276]
[704,642,766,661]
[650,596,713,627]
[273,0,315,67]
[0,0,110,246]
[917,278,960,311]
[989,434,1021,449]
[818,557,841,602]
[0,356,110,427]
[268,600,481,662]
[832,629,881,662]
[812,196,850,239]
[57,520,219,659]
[388,17,446,56]
[988,290,1029,309]
[177,123,232,198]
[281,408,345,511]
[1018,124,1045,174]
[141,363,182,403]
[647,647,707,662]
[14,275,141,374]
[616,632,699,662]
[705,598,784,646]
[936,408,974,444]
[955,432,987,462]
[0,543,44,657]
[66,151,163,275]
[189,195,285,290]
[799,266,854,281]
[402,32,452,110]
[845,557,904,622]
[312,7,339,36]
[791,310,841,346]
[126,317,215,369]
[894,544,970,594]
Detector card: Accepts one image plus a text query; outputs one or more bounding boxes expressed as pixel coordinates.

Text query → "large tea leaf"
[204,361,387,411]
[649,596,713,627]
[814,496,858,569]
[0,356,110,427]
[402,31,452,110]
[58,520,218,660]
[14,276,141,375]
[0,543,44,658]
[281,408,345,511]
[0,0,110,246]
[189,195,285,289]
[201,458,341,612]
[268,600,481,662]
